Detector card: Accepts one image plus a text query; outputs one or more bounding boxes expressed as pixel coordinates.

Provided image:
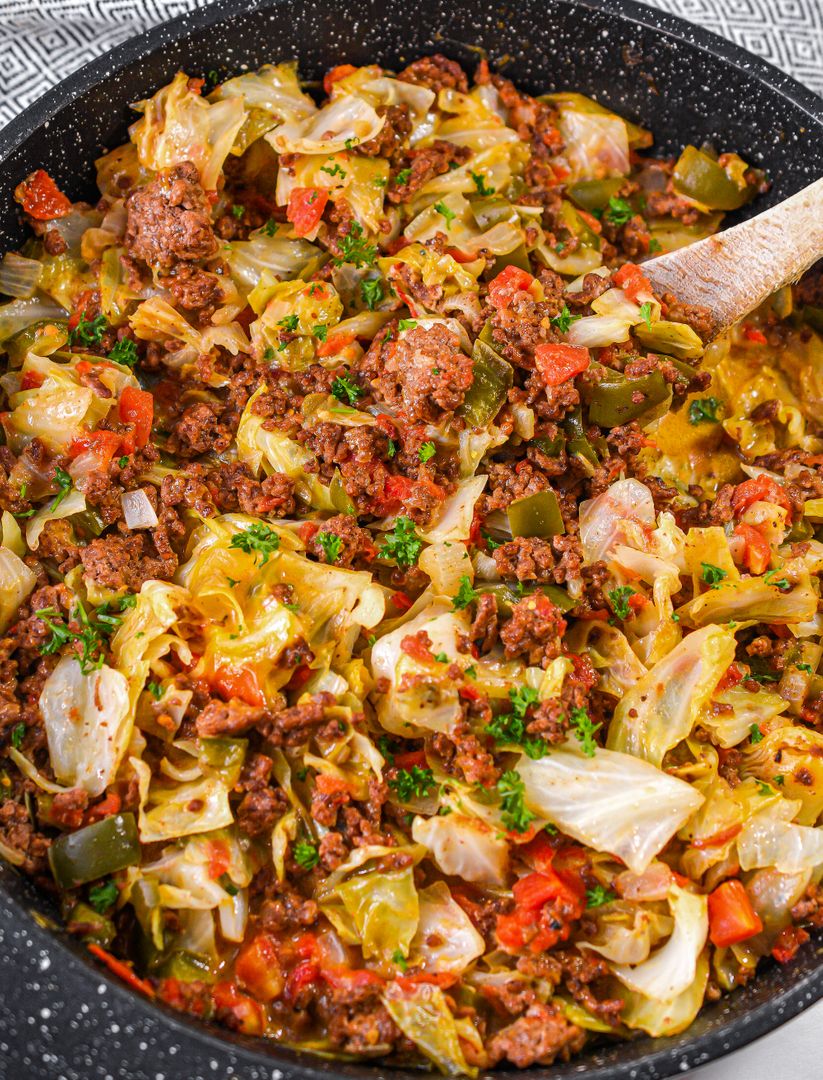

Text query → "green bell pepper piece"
[583,364,673,428]
[532,431,566,456]
[567,178,623,213]
[330,469,356,515]
[65,901,116,946]
[157,950,216,984]
[49,813,140,890]
[633,319,705,359]
[481,583,575,617]
[562,407,600,466]
[459,323,513,427]
[69,509,106,539]
[672,145,755,211]
[489,243,533,278]
[507,489,565,538]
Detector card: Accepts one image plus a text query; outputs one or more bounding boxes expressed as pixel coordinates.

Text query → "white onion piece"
[0,253,42,298]
[121,489,159,529]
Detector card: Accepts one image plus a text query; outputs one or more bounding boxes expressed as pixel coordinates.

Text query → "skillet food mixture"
[2,53,823,1071]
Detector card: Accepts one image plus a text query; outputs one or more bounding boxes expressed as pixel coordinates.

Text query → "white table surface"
[692,1001,821,1079]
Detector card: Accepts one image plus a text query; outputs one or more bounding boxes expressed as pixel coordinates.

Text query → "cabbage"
[701,685,788,749]
[678,574,819,629]
[267,95,385,156]
[0,296,67,343]
[555,104,631,181]
[744,726,823,824]
[517,747,704,873]
[419,476,488,545]
[130,71,245,190]
[26,488,86,550]
[274,152,389,236]
[619,951,709,1038]
[578,478,655,564]
[378,243,484,297]
[579,905,670,965]
[383,982,477,1077]
[140,832,251,916]
[418,541,473,597]
[0,253,42,299]
[565,622,647,698]
[607,625,736,766]
[412,813,509,885]
[129,296,202,350]
[40,656,131,797]
[131,756,234,843]
[410,882,485,973]
[404,193,522,258]
[435,87,520,152]
[227,234,321,293]
[612,884,708,1000]
[213,62,317,152]
[737,803,823,872]
[333,864,419,962]
[0,546,36,633]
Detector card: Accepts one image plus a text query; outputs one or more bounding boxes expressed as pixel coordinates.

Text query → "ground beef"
[486,1002,585,1068]
[490,290,564,369]
[0,800,50,875]
[387,141,471,204]
[195,698,266,737]
[372,323,474,423]
[470,592,499,654]
[499,592,567,667]
[432,721,499,787]
[662,291,716,342]
[308,514,376,568]
[235,763,287,839]
[260,692,336,749]
[791,883,823,926]
[50,788,90,829]
[80,533,176,592]
[125,162,218,272]
[481,456,555,513]
[167,402,233,459]
[493,536,556,583]
[318,831,347,871]
[397,53,469,94]
[357,104,412,159]
[527,654,598,744]
[161,264,223,321]
[795,259,823,307]
[35,519,82,574]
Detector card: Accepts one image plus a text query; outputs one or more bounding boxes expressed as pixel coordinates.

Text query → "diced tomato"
[381,473,446,514]
[691,823,743,850]
[323,64,358,95]
[315,773,351,797]
[731,475,793,521]
[391,591,413,612]
[534,343,591,386]
[396,971,459,990]
[205,838,231,881]
[286,664,313,692]
[68,429,122,471]
[20,370,44,390]
[627,592,649,611]
[235,935,284,1002]
[743,325,768,345]
[87,944,154,998]
[211,981,265,1034]
[375,413,398,438]
[118,386,153,449]
[613,262,653,303]
[287,187,329,238]
[520,831,558,875]
[297,521,320,546]
[717,661,747,691]
[84,789,122,825]
[458,684,483,702]
[285,959,320,1004]
[157,977,211,1016]
[211,665,265,707]
[487,265,535,311]
[316,332,356,358]
[392,749,427,769]
[400,631,434,663]
[468,508,484,549]
[496,867,585,953]
[771,925,810,965]
[708,879,763,948]
[577,608,610,621]
[733,522,772,576]
[320,966,384,992]
[294,932,318,960]
[14,169,72,220]
[445,247,478,264]
[577,209,602,235]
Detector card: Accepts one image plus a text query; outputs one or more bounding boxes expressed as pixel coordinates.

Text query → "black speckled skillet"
[0,1,821,1078]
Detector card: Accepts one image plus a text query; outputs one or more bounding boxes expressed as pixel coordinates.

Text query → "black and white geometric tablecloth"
[0,0,821,129]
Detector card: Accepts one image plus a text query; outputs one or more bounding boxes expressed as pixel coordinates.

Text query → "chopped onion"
[121,489,158,529]
[0,253,42,299]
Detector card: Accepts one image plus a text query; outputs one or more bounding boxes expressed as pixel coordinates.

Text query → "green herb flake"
[50,466,73,513]
[317,531,343,564]
[334,222,377,268]
[146,681,164,701]
[586,884,616,909]
[10,723,25,750]
[496,770,536,834]
[398,318,417,332]
[470,171,495,196]
[320,162,347,179]
[391,949,408,972]
[261,218,279,237]
[387,438,398,459]
[312,323,329,342]
[108,338,138,368]
[452,575,478,611]
[569,706,601,758]
[390,765,436,801]
[69,312,107,347]
[229,522,281,564]
[434,201,457,229]
[550,304,582,334]
[294,841,319,870]
[418,440,436,463]
[278,314,299,332]
[434,652,449,664]
[639,301,653,330]
[763,568,791,591]
[361,278,384,311]
[88,879,119,914]
[331,374,364,406]
[750,723,764,744]
[701,562,728,588]
[688,397,722,425]
[231,204,245,219]
[607,585,635,621]
[604,195,634,227]
[394,167,412,185]
[379,516,423,568]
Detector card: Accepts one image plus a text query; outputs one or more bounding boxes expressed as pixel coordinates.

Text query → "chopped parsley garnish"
[390,766,436,801]
[394,167,412,185]
[586,885,616,909]
[701,562,728,588]
[35,598,133,676]
[434,651,449,663]
[320,162,347,179]
[470,171,495,196]
[748,670,780,684]
[312,323,328,342]
[569,706,601,758]
[482,532,501,552]
[550,304,581,334]
[757,780,775,796]
[294,841,319,870]
[387,438,398,458]
[377,735,396,765]
[331,374,364,405]
[88,880,119,913]
[487,686,547,759]
[639,301,653,330]
[219,874,239,896]
[763,568,791,591]
[796,662,815,674]
[418,440,436,463]
[391,949,408,972]
[434,201,456,228]
[50,466,73,513]
[261,218,279,237]
[231,204,245,219]
[496,770,536,834]
[604,195,634,227]
[750,723,764,744]
[334,222,377,267]
[361,278,384,310]
[607,585,635,620]
[398,318,417,332]
[688,397,722,425]
[452,575,478,611]
[648,237,662,253]
[379,516,423,568]
[278,314,299,332]
[108,338,138,368]
[146,681,164,701]
[10,723,25,750]
[229,522,281,564]
[317,531,343,564]
[69,312,107,347]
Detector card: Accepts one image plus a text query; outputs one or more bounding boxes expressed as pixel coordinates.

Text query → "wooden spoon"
[642,177,823,339]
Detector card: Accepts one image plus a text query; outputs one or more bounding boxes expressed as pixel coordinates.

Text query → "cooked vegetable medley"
[2,52,823,1070]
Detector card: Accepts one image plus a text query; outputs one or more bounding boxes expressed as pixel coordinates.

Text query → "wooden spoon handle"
[642,177,823,336]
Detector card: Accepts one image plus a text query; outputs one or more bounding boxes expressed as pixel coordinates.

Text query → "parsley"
[36,602,112,676]
[387,439,398,458]
[278,314,299,332]
[750,723,764,744]
[390,766,436,801]
[607,585,635,620]
[470,171,495,196]
[639,301,653,330]
[434,201,456,228]
[263,346,276,360]
[418,441,436,463]
[392,949,408,972]
[688,397,722,425]
[586,885,616,909]
[775,774,785,786]
[146,681,163,701]
[231,204,245,219]
[701,562,728,588]
[88,880,119,913]
[394,167,412,185]
[757,780,775,796]
[69,312,107,347]
[550,304,581,334]
[317,531,343,564]
[604,195,634,227]
[554,241,566,253]
[482,532,501,552]
[496,770,536,834]
[763,568,791,591]
[50,466,73,513]
[373,177,388,188]
[344,137,358,150]
[487,686,547,759]
[312,323,328,342]
[398,318,417,332]
[452,575,478,611]
[377,735,396,765]
[671,612,680,622]
[261,218,279,237]
[108,338,138,368]
[379,516,422,568]
[331,374,364,405]
[229,523,281,564]
[10,723,25,750]
[320,162,346,179]
[648,237,662,253]
[465,664,477,679]
[434,651,449,663]
[796,662,815,674]
[361,278,384,310]
[219,874,239,896]
[334,222,377,267]
[749,670,779,684]
[294,841,319,870]
[569,706,601,758]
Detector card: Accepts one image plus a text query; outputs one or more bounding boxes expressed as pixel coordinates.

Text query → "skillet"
[0,1,822,1077]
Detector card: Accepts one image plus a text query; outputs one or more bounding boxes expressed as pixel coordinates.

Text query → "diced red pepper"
[771,925,810,965]
[445,247,478,264]
[743,325,768,345]
[577,209,602,235]
[613,262,653,303]
[717,661,747,692]
[534,343,591,386]
[323,64,358,95]
[84,789,122,825]
[287,187,329,238]
[316,332,355,358]
[118,386,153,449]
[20,370,45,390]
[731,475,793,521]
[391,591,413,612]
[235,934,284,1002]
[708,879,763,947]
[211,981,266,1034]
[285,959,320,1004]
[286,664,313,692]
[320,965,384,992]
[205,838,231,881]
[496,868,585,953]
[14,169,72,220]
[87,944,155,998]
[314,773,351,797]
[392,749,427,769]
[733,522,772,576]
[487,265,535,312]
[157,977,211,1016]
[211,665,265,708]
[68,429,122,471]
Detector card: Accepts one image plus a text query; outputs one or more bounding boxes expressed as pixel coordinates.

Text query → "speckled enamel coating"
[0,1,822,1078]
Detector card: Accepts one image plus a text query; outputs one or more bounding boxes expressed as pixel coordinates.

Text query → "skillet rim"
[0,0,822,1076]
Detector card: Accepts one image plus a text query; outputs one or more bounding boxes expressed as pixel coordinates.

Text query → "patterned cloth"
[0,0,820,129]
